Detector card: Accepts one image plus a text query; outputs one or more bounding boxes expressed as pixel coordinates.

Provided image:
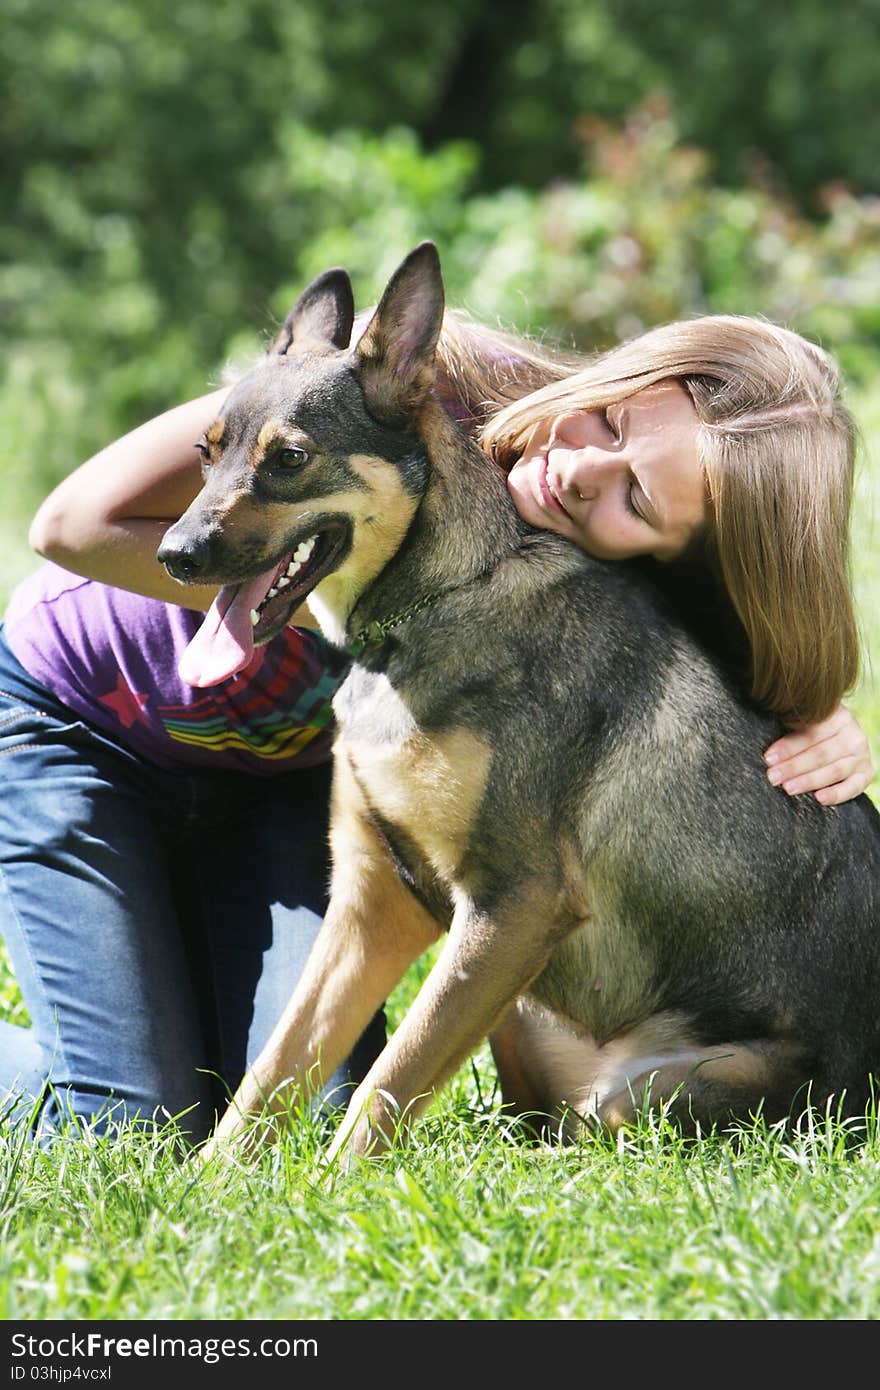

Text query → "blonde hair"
[434,310,859,726]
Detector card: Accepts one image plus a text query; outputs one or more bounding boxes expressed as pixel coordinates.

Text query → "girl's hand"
[764,704,875,806]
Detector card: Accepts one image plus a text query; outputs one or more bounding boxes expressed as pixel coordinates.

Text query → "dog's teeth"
[283,536,318,579]
[250,609,259,626]
[277,575,290,589]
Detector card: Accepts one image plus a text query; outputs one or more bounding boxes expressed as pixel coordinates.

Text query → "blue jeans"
[0,630,384,1145]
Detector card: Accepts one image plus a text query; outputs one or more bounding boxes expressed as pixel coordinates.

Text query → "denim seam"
[0,689,52,714]
[0,691,56,738]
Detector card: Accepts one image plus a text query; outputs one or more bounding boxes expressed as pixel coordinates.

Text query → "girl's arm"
[764,704,875,806]
[28,387,317,627]
[29,389,227,610]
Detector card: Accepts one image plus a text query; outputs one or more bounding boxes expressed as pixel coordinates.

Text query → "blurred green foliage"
[3,0,880,521]
[605,0,880,202]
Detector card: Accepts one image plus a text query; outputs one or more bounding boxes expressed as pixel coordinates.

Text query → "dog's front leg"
[326,881,571,1164]
[204,810,441,1161]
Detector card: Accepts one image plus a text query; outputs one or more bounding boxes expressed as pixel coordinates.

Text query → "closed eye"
[600,407,620,441]
[625,478,651,523]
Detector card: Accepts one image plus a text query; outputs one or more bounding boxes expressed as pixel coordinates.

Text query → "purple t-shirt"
[3,563,350,776]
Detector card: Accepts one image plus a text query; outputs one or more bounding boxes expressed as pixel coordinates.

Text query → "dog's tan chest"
[334,669,491,880]
[341,727,491,881]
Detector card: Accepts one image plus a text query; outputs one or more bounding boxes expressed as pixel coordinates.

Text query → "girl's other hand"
[764,704,875,806]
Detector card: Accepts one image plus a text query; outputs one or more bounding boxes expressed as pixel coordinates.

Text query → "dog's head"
[158,242,445,683]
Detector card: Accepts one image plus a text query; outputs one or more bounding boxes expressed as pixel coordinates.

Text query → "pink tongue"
[178,566,278,687]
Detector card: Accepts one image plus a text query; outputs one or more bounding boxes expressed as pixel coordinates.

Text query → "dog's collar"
[346,591,443,658]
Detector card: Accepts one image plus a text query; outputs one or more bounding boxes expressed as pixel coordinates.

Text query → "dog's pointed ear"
[270,268,355,356]
[354,242,444,427]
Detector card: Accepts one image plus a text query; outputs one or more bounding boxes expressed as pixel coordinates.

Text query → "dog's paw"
[193,1137,217,1167]
[194,1115,277,1170]
[324,1086,404,1172]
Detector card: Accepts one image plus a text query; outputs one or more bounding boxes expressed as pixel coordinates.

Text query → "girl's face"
[506,380,708,561]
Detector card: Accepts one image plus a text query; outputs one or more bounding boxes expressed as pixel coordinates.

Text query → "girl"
[0,308,872,1143]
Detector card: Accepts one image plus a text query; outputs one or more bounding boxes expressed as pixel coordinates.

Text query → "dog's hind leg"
[593,1036,812,1135]
[490,1005,550,1128]
[490,997,610,1140]
[492,1006,816,1141]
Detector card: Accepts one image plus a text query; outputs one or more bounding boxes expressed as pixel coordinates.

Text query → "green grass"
[3,1074,880,1320]
[1,389,879,1323]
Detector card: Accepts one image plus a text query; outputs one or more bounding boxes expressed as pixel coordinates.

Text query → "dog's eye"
[275,446,309,468]
[194,440,211,462]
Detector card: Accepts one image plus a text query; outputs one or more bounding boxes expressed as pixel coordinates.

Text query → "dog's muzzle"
[157,529,214,584]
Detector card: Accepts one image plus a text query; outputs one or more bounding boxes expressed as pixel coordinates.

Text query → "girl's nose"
[546,409,621,506]
[549,440,620,503]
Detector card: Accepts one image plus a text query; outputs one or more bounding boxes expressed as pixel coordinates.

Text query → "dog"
[158,242,880,1162]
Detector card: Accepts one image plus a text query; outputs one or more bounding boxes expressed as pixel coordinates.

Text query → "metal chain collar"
[346,590,442,657]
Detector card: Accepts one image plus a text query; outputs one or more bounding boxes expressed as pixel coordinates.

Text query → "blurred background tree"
[3,0,880,579]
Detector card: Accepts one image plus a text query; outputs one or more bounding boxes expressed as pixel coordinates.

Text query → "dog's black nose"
[157,537,209,584]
